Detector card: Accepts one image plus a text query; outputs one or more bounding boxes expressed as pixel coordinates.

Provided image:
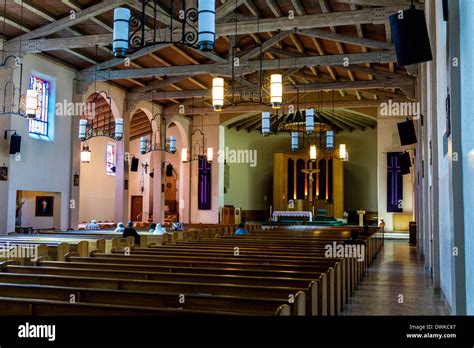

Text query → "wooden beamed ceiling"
[1,0,424,132]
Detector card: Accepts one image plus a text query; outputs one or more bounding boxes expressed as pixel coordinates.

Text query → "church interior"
[0,0,473,342]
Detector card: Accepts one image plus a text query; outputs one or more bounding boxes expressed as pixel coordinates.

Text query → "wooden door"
[131,196,143,222]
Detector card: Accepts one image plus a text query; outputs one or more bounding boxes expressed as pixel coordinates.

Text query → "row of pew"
[0,225,383,316]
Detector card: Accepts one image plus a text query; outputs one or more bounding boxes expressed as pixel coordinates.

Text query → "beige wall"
[20,191,61,229]
[224,125,379,213]
[376,116,415,231]
[79,137,116,223]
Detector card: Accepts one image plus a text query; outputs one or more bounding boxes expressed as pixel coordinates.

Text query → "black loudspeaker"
[9,134,21,154]
[389,7,433,66]
[166,164,173,177]
[443,0,449,21]
[400,152,412,175]
[149,171,154,179]
[130,157,139,172]
[397,119,418,146]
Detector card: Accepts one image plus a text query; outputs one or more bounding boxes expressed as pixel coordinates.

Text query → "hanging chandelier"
[139,115,176,155]
[182,98,213,163]
[1,0,38,118]
[78,91,124,142]
[112,0,216,58]
[139,77,176,155]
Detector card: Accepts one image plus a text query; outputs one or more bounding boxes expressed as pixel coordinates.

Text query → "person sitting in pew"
[149,223,157,233]
[123,221,140,245]
[345,230,366,246]
[152,224,167,235]
[86,220,101,231]
[235,223,249,235]
[114,223,125,233]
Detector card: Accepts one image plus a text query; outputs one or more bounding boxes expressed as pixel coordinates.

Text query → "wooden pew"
[0,273,306,316]
[0,296,271,316]
[0,281,290,316]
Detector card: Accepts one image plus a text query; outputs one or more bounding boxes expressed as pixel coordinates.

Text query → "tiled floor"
[341,240,451,316]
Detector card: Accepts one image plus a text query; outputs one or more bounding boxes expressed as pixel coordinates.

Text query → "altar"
[273,152,344,219]
[272,211,313,222]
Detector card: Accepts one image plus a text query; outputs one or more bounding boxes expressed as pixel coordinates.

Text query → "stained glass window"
[106,143,116,176]
[28,76,50,137]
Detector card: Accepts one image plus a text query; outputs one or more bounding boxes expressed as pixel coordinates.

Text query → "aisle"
[341,240,450,315]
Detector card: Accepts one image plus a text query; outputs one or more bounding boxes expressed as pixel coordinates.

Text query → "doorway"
[131,196,143,222]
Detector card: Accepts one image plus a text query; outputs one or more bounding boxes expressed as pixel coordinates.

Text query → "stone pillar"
[0,64,13,234]
[68,86,82,229]
[115,112,131,223]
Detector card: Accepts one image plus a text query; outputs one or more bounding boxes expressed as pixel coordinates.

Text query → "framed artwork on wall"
[35,196,54,217]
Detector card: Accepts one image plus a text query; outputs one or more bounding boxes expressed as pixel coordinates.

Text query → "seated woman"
[235,223,249,235]
[149,223,157,233]
[114,223,125,233]
[86,220,101,231]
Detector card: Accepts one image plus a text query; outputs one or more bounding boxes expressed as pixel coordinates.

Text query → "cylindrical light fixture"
[25,89,38,118]
[339,144,348,161]
[270,74,283,109]
[79,119,88,141]
[291,132,299,152]
[181,148,188,162]
[113,8,131,58]
[198,0,216,51]
[207,147,214,163]
[81,144,91,163]
[140,136,147,155]
[326,131,334,150]
[310,145,317,161]
[305,109,314,135]
[114,118,124,141]
[212,77,224,112]
[169,136,176,154]
[261,112,271,136]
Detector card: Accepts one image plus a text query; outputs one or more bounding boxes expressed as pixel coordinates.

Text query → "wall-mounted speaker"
[166,164,173,177]
[397,120,418,146]
[130,157,139,172]
[9,134,21,155]
[389,7,433,66]
[443,0,449,21]
[400,152,412,175]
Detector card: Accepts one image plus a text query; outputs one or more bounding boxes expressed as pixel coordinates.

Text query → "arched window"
[287,159,294,201]
[296,159,305,200]
[28,76,50,137]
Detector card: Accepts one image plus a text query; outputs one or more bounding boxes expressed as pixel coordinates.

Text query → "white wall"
[459,0,474,314]
[79,137,116,223]
[377,116,414,231]
[2,54,75,233]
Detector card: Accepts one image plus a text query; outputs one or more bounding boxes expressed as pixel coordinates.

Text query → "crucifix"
[302,164,320,211]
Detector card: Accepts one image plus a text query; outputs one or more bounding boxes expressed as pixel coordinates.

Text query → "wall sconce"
[81,143,91,163]
[207,147,214,163]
